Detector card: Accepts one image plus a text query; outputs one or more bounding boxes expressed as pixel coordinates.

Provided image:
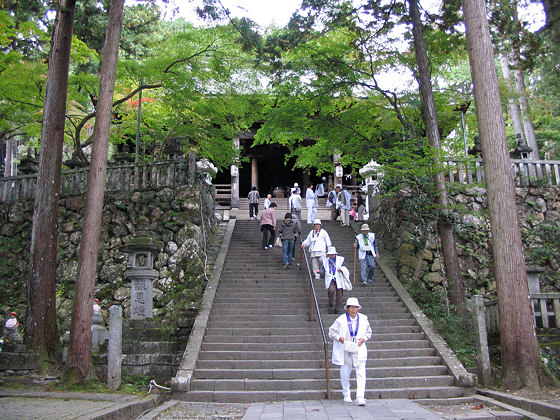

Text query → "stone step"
[190,375,455,392]
[202,332,425,343]
[206,318,419,328]
[203,335,323,344]
[181,386,467,403]
[195,355,443,370]
[200,339,432,352]
[194,365,450,380]
[208,306,410,316]
[212,296,402,304]
[197,347,436,361]
[205,327,323,336]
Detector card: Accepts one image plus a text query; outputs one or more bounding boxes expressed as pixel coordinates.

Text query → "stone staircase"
[183,219,327,402]
[309,221,470,399]
[181,219,473,402]
[237,197,330,213]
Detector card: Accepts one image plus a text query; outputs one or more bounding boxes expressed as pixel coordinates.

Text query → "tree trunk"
[65,0,125,382]
[461,0,542,389]
[409,0,467,317]
[509,1,539,159]
[499,53,525,143]
[25,0,77,368]
[512,62,539,159]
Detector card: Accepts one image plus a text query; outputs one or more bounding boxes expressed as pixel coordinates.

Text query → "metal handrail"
[301,242,332,400]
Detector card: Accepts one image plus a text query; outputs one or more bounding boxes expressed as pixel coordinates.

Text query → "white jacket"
[328,312,372,366]
[302,229,331,256]
[305,189,317,208]
[355,232,376,260]
[322,256,345,289]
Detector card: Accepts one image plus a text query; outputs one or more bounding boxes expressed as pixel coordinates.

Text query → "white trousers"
[306,205,317,224]
[340,208,350,226]
[340,358,366,399]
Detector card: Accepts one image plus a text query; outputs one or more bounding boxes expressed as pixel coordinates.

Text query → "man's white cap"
[345,297,362,309]
[313,219,322,225]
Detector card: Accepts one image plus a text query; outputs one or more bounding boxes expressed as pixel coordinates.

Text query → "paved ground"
[0,389,161,420]
[140,399,445,420]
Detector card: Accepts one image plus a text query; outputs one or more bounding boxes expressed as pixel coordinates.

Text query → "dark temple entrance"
[214,135,308,199]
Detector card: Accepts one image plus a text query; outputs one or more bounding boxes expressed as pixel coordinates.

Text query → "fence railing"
[485,293,560,335]
[0,159,195,204]
[443,158,560,187]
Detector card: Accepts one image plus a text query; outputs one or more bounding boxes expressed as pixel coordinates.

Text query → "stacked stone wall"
[370,186,560,298]
[0,184,216,342]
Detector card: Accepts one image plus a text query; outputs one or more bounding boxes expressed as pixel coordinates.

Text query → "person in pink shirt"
[260,202,277,250]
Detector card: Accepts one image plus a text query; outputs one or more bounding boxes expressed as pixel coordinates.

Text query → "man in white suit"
[328,297,372,406]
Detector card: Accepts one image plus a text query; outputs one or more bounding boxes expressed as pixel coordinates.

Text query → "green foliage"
[525,221,560,286]
[0,235,29,306]
[406,279,478,367]
[0,11,48,145]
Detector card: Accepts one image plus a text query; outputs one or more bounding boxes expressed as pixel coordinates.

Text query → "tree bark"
[461,0,541,389]
[499,53,525,144]
[65,0,125,381]
[409,0,466,317]
[512,62,539,159]
[25,0,77,368]
[509,1,539,159]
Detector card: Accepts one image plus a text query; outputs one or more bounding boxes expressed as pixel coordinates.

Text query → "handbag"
[295,206,302,212]
[343,340,358,353]
[275,237,282,247]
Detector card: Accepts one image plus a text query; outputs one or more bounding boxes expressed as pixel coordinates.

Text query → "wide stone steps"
[196,347,437,361]
[194,365,449,380]
[194,355,443,370]
[184,385,466,403]
[206,317,421,329]
[200,340,432,352]
[181,219,469,402]
[203,332,425,343]
[191,375,455,392]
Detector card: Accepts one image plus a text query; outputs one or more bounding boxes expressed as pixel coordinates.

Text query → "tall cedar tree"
[408,0,466,317]
[65,0,126,381]
[26,0,77,369]
[461,0,542,388]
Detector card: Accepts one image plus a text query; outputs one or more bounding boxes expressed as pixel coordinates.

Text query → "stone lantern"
[164,139,185,160]
[512,133,532,160]
[120,234,163,319]
[112,145,135,165]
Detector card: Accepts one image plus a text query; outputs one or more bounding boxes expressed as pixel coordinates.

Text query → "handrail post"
[324,342,331,399]
[302,245,331,401]
[309,285,314,321]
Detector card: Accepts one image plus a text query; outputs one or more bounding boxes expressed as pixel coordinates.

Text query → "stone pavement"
[140,399,445,420]
[0,389,161,420]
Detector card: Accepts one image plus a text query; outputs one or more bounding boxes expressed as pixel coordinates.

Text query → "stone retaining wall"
[370,186,560,298]
[0,183,217,347]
